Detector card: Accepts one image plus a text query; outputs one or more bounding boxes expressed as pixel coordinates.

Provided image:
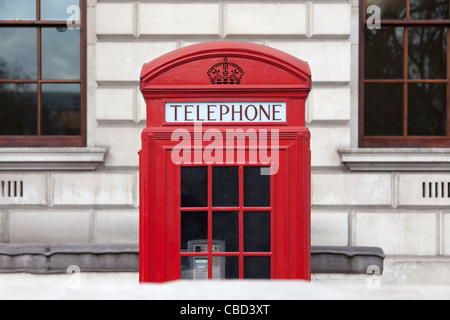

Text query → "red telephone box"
[139,42,312,283]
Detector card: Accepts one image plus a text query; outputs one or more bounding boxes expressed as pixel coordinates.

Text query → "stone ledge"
[312,246,385,275]
[0,148,108,171]
[0,245,384,276]
[340,148,450,172]
[0,244,138,274]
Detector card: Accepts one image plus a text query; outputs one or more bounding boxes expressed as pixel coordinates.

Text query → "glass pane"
[181,212,208,252]
[181,257,208,280]
[410,0,449,20]
[212,212,239,252]
[0,83,37,135]
[408,27,447,79]
[244,167,271,207]
[213,167,239,207]
[365,27,404,79]
[364,83,404,136]
[41,83,80,136]
[408,83,447,136]
[213,257,239,280]
[244,257,271,279]
[41,0,80,20]
[366,0,407,20]
[42,27,80,80]
[0,28,37,80]
[244,212,271,253]
[181,167,208,207]
[0,0,36,20]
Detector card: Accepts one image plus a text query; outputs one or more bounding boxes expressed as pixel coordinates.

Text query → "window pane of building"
[408,27,447,79]
[41,83,81,136]
[366,0,407,20]
[408,83,447,136]
[365,27,404,79]
[42,27,80,80]
[0,83,38,135]
[0,27,37,80]
[0,0,36,20]
[41,0,80,21]
[410,0,449,20]
[364,83,404,136]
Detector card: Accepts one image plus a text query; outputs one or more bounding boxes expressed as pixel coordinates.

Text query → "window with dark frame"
[0,0,86,147]
[360,0,450,148]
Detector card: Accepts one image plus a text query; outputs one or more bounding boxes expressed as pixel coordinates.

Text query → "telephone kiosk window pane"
[212,211,239,252]
[244,167,271,207]
[244,257,271,279]
[181,167,208,208]
[181,212,207,251]
[213,167,239,207]
[244,212,271,253]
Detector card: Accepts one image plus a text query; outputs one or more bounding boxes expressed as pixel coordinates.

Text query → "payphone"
[139,41,312,283]
[181,240,226,280]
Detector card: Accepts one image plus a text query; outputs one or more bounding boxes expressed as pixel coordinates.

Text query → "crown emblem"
[207,58,244,85]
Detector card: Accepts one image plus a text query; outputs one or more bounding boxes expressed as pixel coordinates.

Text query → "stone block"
[267,40,352,82]
[96,87,135,122]
[309,87,351,121]
[96,2,135,36]
[95,210,139,244]
[95,41,178,82]
[355,212,437,255]
[312,211,349,246]
[52,172,135,206]
[312,173,392,206]
[309,127,351,167]
[311,3,352,36]
[0,173,47,206]
[9,210,91,243]
[139,2,220,36]
[224,2,308,36]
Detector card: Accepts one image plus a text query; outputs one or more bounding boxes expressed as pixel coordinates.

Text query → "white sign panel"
[165,102,287,123]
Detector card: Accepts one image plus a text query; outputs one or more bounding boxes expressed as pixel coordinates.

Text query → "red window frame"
[178,164,275,280]
[0,0,86,147]
[359,0,450,148]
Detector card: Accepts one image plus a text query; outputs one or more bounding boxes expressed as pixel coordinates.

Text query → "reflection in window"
[42,28,80,80]
[0,28,37,80]
[366,0,407,20]
[0,0,36,20]
[408,83,447,136]
[409,27,447,79]
[40,0,80,21]
[0,83,38,135]
[365,27,404,79]
[364,83,404,136]
[41,84,81,136]
[410,0,449,20]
